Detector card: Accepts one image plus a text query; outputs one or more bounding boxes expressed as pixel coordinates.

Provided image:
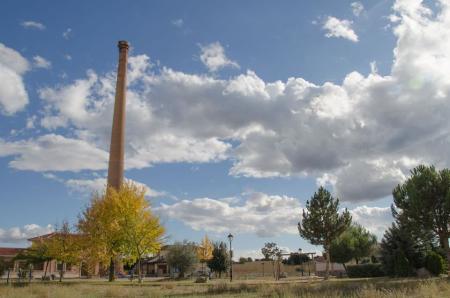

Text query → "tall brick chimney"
[107,40,129,190]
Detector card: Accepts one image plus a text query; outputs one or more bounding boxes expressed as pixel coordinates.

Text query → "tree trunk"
[59,262,64,282]
[138,258,142,283]
[43,261,48,280]
[342,263,347,276]
[6,268,10,284]
[109,257,115,282]
[325,250,330,280]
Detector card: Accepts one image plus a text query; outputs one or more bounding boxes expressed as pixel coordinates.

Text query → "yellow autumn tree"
[197,235,214,272]
[78,182,164,283]
[78,189,123,281]
[110,182,165,283]
[46,221,81,282]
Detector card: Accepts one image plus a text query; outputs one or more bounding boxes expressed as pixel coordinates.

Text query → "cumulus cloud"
[21,21,45,30]
[351,2,365,17]
[350,206,393,240]
[3,0,450,202]
[0,43,30,114]
[199,42,239,72]
[0,224,53,244]
[33,55,51,69]
[156,192,393,239]
[323,16,359,42]
[156,192,301,237]
[0,134,108,171]
[65,177,165,197]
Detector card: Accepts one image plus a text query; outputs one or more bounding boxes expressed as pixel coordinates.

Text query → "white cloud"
[26,115,37,129]
[0,134,108,172]
[0,224,53,244]
[4,0,450,203]
[21,21,45,30]
[171,19,184,28]
[65,177,165,197]
[62,28,72,39]
[64,54,72,61]
[323,16,359,42]
[350,206,393,240]
[0,43,30,115]
[351,2,365,17]
[156,192,301,237]
[199,42,240,72]
[33,55,51,69]
[156,191,393,239]
[233,249,264,260]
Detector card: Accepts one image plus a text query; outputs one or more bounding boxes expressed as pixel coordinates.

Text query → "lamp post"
[228,233,233,282]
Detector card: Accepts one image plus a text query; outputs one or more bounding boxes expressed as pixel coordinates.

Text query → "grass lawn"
[0,276,449,297]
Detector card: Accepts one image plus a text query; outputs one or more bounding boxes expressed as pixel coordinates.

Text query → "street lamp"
[228,233,233,282]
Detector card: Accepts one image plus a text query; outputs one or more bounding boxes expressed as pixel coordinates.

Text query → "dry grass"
[0,277,448,297]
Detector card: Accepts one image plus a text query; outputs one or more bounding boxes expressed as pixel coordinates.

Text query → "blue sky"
[1,0,448,259]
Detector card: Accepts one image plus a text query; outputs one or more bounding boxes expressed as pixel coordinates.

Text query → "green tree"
[0,257,6,277]
[392,165,450,262]
[380,223,426,277]
[0,257,14,284]
[207,242,229,278]
[166,241,198,278]
[283,253,310,265]
[15,241,52,280]
[298,186,352,279]
[330,224,377,271]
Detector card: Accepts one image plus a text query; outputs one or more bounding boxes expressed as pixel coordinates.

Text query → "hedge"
[346,263,385,278]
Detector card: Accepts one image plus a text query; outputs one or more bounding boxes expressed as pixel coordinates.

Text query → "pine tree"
[392,165,450,263]
[298,186,351,279]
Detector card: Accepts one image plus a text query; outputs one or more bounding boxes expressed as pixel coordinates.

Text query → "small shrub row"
[346,263,384,278]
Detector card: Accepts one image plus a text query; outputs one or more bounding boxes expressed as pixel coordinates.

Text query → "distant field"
[0,277,449,297]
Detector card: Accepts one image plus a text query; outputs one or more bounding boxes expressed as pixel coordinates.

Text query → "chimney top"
[118,40,129,50]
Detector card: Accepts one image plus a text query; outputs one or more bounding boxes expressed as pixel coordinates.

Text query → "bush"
[425,251,446,276]
[346,264,384,278]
